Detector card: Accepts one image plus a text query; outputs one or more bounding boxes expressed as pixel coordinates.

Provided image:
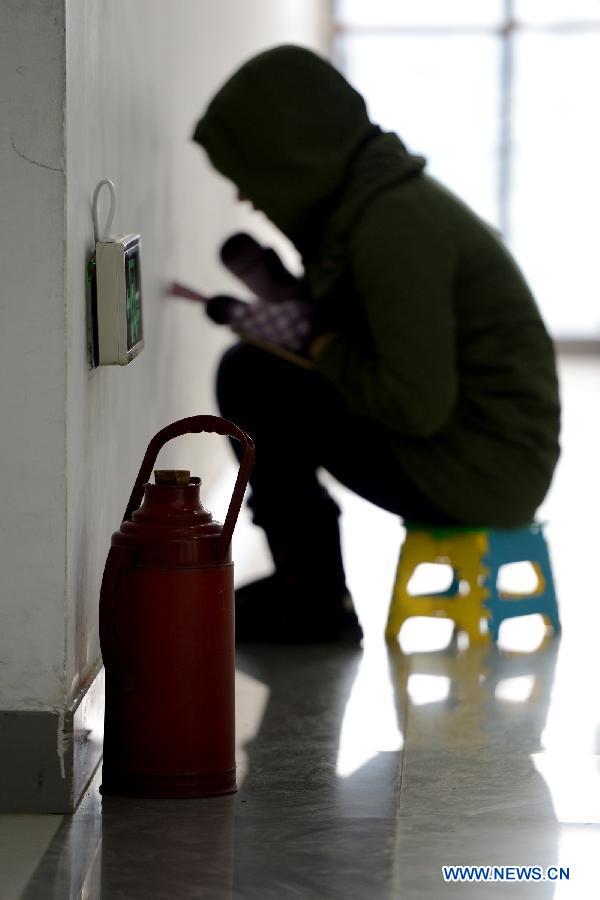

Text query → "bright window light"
[333,2,600,340]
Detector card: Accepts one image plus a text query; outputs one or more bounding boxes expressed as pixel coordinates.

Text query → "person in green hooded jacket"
[192,44,560,644]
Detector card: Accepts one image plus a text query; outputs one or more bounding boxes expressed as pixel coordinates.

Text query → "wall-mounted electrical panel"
[94,234,144,366]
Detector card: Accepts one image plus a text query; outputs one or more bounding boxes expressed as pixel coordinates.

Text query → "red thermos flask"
[99,415,254,798]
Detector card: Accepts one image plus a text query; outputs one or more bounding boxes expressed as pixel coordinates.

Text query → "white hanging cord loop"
[92,179,116,243]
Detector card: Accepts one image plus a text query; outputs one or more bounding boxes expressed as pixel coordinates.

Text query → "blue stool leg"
[536,539,561,634]
[485,570,501,643]
[484,525,560,640]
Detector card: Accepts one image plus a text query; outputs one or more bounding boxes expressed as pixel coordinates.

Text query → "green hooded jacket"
[193,45,561,527]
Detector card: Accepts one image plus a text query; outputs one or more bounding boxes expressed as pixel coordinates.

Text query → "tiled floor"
[3,354,600,898]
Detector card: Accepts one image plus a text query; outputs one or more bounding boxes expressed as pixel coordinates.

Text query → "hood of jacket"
[193,45,426,252]
[192,45,381,240]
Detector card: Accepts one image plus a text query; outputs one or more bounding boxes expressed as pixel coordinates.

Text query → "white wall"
[1,0,330,711]
[69,0,330,707]
[0,1,67,710]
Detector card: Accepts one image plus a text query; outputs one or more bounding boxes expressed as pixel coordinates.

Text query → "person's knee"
[216,342,255,414]
[216,342,287,425]
[217,341,251,379]
[216,339,323,426]
[217,341,298,409]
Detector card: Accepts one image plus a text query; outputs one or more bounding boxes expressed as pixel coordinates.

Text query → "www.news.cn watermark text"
[442,865,570,883]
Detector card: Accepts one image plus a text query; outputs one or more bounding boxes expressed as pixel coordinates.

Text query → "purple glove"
[206,295,315,355]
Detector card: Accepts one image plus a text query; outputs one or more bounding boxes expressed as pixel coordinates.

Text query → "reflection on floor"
[5,355,600,898]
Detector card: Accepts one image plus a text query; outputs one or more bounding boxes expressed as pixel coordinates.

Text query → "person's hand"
[206,295,316,355]
[220,233,303,303]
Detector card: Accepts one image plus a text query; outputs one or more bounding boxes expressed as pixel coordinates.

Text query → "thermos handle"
[123,415,255,560]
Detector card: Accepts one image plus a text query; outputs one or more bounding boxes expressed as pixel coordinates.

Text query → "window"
[333,0,600,340]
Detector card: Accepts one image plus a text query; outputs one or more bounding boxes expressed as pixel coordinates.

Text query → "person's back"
[307,160,560,526]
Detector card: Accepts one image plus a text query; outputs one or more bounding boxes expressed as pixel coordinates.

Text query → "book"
[166,281,315,370]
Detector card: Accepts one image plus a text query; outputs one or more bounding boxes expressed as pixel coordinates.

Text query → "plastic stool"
[385,522,560,645]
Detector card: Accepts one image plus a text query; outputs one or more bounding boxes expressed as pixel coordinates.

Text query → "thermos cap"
[154,470,191,486]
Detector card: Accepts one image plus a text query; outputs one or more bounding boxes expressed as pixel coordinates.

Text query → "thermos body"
[102,562,236,797]
[99,415,254,799]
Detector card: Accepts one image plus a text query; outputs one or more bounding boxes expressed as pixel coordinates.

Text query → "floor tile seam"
[399,747,600,759]
[394,658,412,820]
